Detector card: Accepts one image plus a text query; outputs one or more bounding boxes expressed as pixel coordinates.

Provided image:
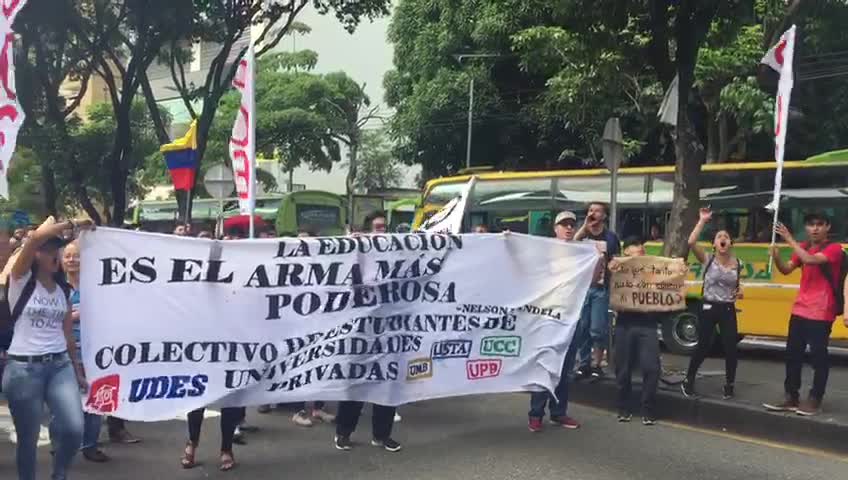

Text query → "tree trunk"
[705,110,719,164]
[346,138,359,228]
[108,100,134,226]
[39,159,59,218]
[717,112,731,162]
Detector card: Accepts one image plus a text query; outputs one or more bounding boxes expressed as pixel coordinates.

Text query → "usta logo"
[86,374,120,414]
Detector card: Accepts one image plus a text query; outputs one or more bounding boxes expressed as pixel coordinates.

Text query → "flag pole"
[248,35,257,239]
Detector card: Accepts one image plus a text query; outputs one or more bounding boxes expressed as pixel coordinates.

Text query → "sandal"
[181,442,197,469]
[220,450,236,472]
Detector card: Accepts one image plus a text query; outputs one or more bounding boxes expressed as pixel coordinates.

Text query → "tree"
[385,0,565,178]
[204,49,373,206]
[155,0,391,219]
[349,130,403,192]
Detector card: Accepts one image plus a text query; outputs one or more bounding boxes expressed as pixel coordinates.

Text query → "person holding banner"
[764,213,843,416]
[682,208,743,400]
[527,211,586,431]
[63,241,110,463]
[335,211,402,452]
[2,217,91,480]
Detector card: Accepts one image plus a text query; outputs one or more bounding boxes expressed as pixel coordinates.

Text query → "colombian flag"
[160,121,199,191]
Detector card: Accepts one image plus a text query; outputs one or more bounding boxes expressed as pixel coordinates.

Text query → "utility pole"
[454,53,504,170]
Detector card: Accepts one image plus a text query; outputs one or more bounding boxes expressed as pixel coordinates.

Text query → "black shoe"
[642,417,656,426]
[617,411,632,423]
[334,435,352,451]
[681,378,695,398]
[722,384,735,400]
[575,366,592,381]
[590,367,604,382]
[371,437,402,452]
[82,448,110,463]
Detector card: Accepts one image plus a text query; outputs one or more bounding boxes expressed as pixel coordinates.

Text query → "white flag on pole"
[761,25,796,213]
[0,0,29,199]
[420,177,477,234]
[229,47,257,215]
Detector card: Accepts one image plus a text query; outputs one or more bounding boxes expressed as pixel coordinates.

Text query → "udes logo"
[86,375,120,414]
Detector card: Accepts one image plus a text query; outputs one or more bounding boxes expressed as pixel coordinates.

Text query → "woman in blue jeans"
[2,217,91,480]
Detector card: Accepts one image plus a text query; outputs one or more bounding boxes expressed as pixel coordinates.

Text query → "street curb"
[570,379,848,455]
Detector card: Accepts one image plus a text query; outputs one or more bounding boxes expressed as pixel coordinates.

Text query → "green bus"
[275,190,346,236]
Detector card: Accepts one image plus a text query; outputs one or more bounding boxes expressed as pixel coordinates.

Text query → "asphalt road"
[1,392,844,480]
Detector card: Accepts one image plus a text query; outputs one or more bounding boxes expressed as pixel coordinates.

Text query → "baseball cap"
[803,211,830,225]
[554,211,577,225]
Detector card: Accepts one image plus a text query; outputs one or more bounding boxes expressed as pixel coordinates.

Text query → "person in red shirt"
[764,212,842,416]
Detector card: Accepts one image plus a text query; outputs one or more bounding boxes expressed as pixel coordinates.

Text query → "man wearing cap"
[527,211,587,431]
[765,211,843,416]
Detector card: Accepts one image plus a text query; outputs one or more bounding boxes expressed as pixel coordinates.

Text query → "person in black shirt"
[574,203,621,380]
[609,237,661,425]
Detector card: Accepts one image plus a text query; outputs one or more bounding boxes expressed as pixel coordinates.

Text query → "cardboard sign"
[610,256,687,313]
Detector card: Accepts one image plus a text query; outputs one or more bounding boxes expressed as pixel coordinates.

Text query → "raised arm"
[11,217,93,280]
[775,223,829,265]
[687,208,712,265]
[769,245,798,275]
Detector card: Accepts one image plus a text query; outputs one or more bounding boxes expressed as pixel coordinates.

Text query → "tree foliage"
[349,130,403,193]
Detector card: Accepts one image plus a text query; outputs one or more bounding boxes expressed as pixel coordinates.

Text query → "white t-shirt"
[7,270,69,356]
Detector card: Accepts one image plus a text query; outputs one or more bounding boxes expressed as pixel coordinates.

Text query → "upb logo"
[480,336,521,357]
[86,374,120,414]
[466,359,502,380]
[406,358,433,381]
[431,339,472,359]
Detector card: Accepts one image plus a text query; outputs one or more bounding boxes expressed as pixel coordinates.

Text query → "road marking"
[578,404,847,463]
[660,420,848,463]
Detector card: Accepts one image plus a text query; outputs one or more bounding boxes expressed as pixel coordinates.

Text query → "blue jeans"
[577,287,611,370]
[528,317,586,418]
[81,413,102,450]
[2,353,84,480]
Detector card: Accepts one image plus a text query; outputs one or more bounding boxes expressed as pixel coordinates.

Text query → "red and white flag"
[761,25,796,214]
[0,0,28,199]
[229,47,257,219]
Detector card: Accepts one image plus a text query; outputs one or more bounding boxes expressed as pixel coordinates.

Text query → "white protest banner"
[229,47,256,216]
[0,0,28,199]
[420,176,476,234]
[761,26,796,239]
[79,229,598,421]
[610,256,688,313]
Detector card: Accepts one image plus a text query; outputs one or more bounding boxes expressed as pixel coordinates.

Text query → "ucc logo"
[466,359,502,380]
[431,339,472,359]
[406,358,433,381]
[480,336,521,357]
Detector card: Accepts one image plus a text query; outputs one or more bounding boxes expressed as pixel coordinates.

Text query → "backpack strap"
[9,274,37,324]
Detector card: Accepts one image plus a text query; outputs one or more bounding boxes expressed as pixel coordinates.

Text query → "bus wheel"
[662,306,700,356]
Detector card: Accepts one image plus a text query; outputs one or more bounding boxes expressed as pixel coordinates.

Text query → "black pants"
[187,407,244,452]
[785,316,833,401]
[615,322,660,417]
[686,302,738,385]
[335,402,395,440]
[107,417,126,437]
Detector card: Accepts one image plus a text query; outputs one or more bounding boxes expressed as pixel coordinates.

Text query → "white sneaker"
[292,410,314,427]
[312,408,336,423]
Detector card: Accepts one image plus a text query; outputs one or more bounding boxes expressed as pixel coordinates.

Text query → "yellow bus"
[413,151,848,354]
